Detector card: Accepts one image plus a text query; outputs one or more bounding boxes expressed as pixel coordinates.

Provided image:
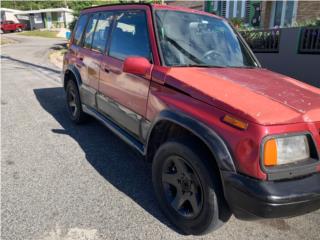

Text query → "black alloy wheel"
[65,80,88,124]
[152,138,231,235]
[162,155,204,219]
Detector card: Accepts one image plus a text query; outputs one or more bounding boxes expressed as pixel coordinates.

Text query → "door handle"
[109,68,121,75]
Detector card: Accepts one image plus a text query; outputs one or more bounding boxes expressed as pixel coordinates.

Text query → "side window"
[73,14,88,46]
[91,12,113,52]
[83,13,99,49]
[109,11,151,60]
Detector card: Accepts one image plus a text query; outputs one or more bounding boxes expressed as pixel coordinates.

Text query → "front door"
[98,9,153,139]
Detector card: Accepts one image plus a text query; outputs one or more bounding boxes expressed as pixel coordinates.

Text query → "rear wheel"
[152,138,230,235]
[65,80,88,124]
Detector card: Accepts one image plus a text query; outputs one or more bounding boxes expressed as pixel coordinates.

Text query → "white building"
[0,7,74,30]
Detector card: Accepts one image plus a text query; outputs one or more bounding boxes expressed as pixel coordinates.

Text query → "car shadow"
[0,55,61,74]
[33,87,178,232]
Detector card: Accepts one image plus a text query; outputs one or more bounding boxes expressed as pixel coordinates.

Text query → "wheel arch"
[145,109,236,173]
[63,65,82,90]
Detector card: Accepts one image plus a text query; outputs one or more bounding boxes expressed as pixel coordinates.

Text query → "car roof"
[81,3,223,20]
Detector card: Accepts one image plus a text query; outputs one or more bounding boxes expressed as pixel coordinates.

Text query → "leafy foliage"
[1,0,162,11]
[293,18,320,27]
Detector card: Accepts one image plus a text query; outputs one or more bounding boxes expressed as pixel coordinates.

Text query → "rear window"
[91,12,113,52]
[83,13,99,49]
[109,10,151,60]
[73,14,88,46]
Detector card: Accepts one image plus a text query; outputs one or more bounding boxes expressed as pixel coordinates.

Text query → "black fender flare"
[63,64,82,89]
[145,109,236,172]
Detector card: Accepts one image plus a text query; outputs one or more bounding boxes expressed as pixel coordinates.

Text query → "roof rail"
[82,2,152,11]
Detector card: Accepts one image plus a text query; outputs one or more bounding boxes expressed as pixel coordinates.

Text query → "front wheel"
[152,139,231,235]
[16,28,22,32]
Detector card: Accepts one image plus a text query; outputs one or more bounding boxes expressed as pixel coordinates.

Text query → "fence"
[240,29,280,53]
[241,27,320,87]
[298,27,320,54]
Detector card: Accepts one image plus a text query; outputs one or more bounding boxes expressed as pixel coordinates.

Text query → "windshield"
[155,10,258,68]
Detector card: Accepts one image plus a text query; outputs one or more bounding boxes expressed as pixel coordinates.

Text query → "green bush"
[293,17,320,27]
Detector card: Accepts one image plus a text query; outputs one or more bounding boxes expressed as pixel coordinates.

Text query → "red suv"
[62,3,320,235]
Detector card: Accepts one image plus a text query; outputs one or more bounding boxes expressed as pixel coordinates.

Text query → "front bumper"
[222,171,320,220]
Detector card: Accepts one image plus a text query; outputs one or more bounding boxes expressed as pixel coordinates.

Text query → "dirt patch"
[0,37,17,45]
[258,219,291,231]
[49,49,66,69]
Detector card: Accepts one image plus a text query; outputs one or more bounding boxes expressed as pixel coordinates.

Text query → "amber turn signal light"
[222,115,248,130]
[263,139,278,166]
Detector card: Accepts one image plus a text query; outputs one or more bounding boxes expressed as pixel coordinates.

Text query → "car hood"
[164,67,320,125]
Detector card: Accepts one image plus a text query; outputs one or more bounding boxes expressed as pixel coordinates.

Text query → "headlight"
[263,135,310,167]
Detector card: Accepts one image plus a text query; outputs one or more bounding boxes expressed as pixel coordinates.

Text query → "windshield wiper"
[164,36,204,65]
[174,64,224,68]
[225,65,258,69]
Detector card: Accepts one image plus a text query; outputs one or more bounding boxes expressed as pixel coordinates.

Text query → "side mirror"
[123,57,152,78]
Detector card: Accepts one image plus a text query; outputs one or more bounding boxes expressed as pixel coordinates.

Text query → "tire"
[16,28,22,32]
[152,138,231,235]
[65,80,88,124]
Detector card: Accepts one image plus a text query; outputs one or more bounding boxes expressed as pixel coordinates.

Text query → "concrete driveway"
[1,34,320,240]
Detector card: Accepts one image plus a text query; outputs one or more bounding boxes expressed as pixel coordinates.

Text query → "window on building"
[91,12,113,52]
[273,1,283,27]
[83,13,99,49]
[109,11,151,61]
[284,1,295,26]
[73,14,88,46]
[224,0,245,19]
[236,0,242,18]
[271,0,297,27]
[229,1,235,18]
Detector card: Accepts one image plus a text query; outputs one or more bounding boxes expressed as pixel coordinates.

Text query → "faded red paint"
[65,3,320,180]
[148,65,320,180]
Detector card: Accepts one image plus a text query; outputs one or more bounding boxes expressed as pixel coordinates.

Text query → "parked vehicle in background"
[62,3,320,235]
[0,20,26,33]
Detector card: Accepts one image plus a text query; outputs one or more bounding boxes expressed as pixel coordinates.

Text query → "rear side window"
[91,12,113,52]
[83,13,99,49]
[109,11,151,60]
[73,14,88,46]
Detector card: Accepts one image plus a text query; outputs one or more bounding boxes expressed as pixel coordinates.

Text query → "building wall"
[296,1,320,23]
[260,1,273,28]
[255,27,319,88]
[1,11,19,23]
[65,12,74,26]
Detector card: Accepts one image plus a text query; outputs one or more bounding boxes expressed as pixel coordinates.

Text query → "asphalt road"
[1,33,320,240]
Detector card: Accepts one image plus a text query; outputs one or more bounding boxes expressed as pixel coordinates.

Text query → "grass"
[18,30,60,38]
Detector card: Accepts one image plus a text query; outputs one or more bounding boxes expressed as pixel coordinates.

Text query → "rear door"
[76,13,100,108]
[68,13,89,84]
[98,9,153,139]
[77,12,113,109]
